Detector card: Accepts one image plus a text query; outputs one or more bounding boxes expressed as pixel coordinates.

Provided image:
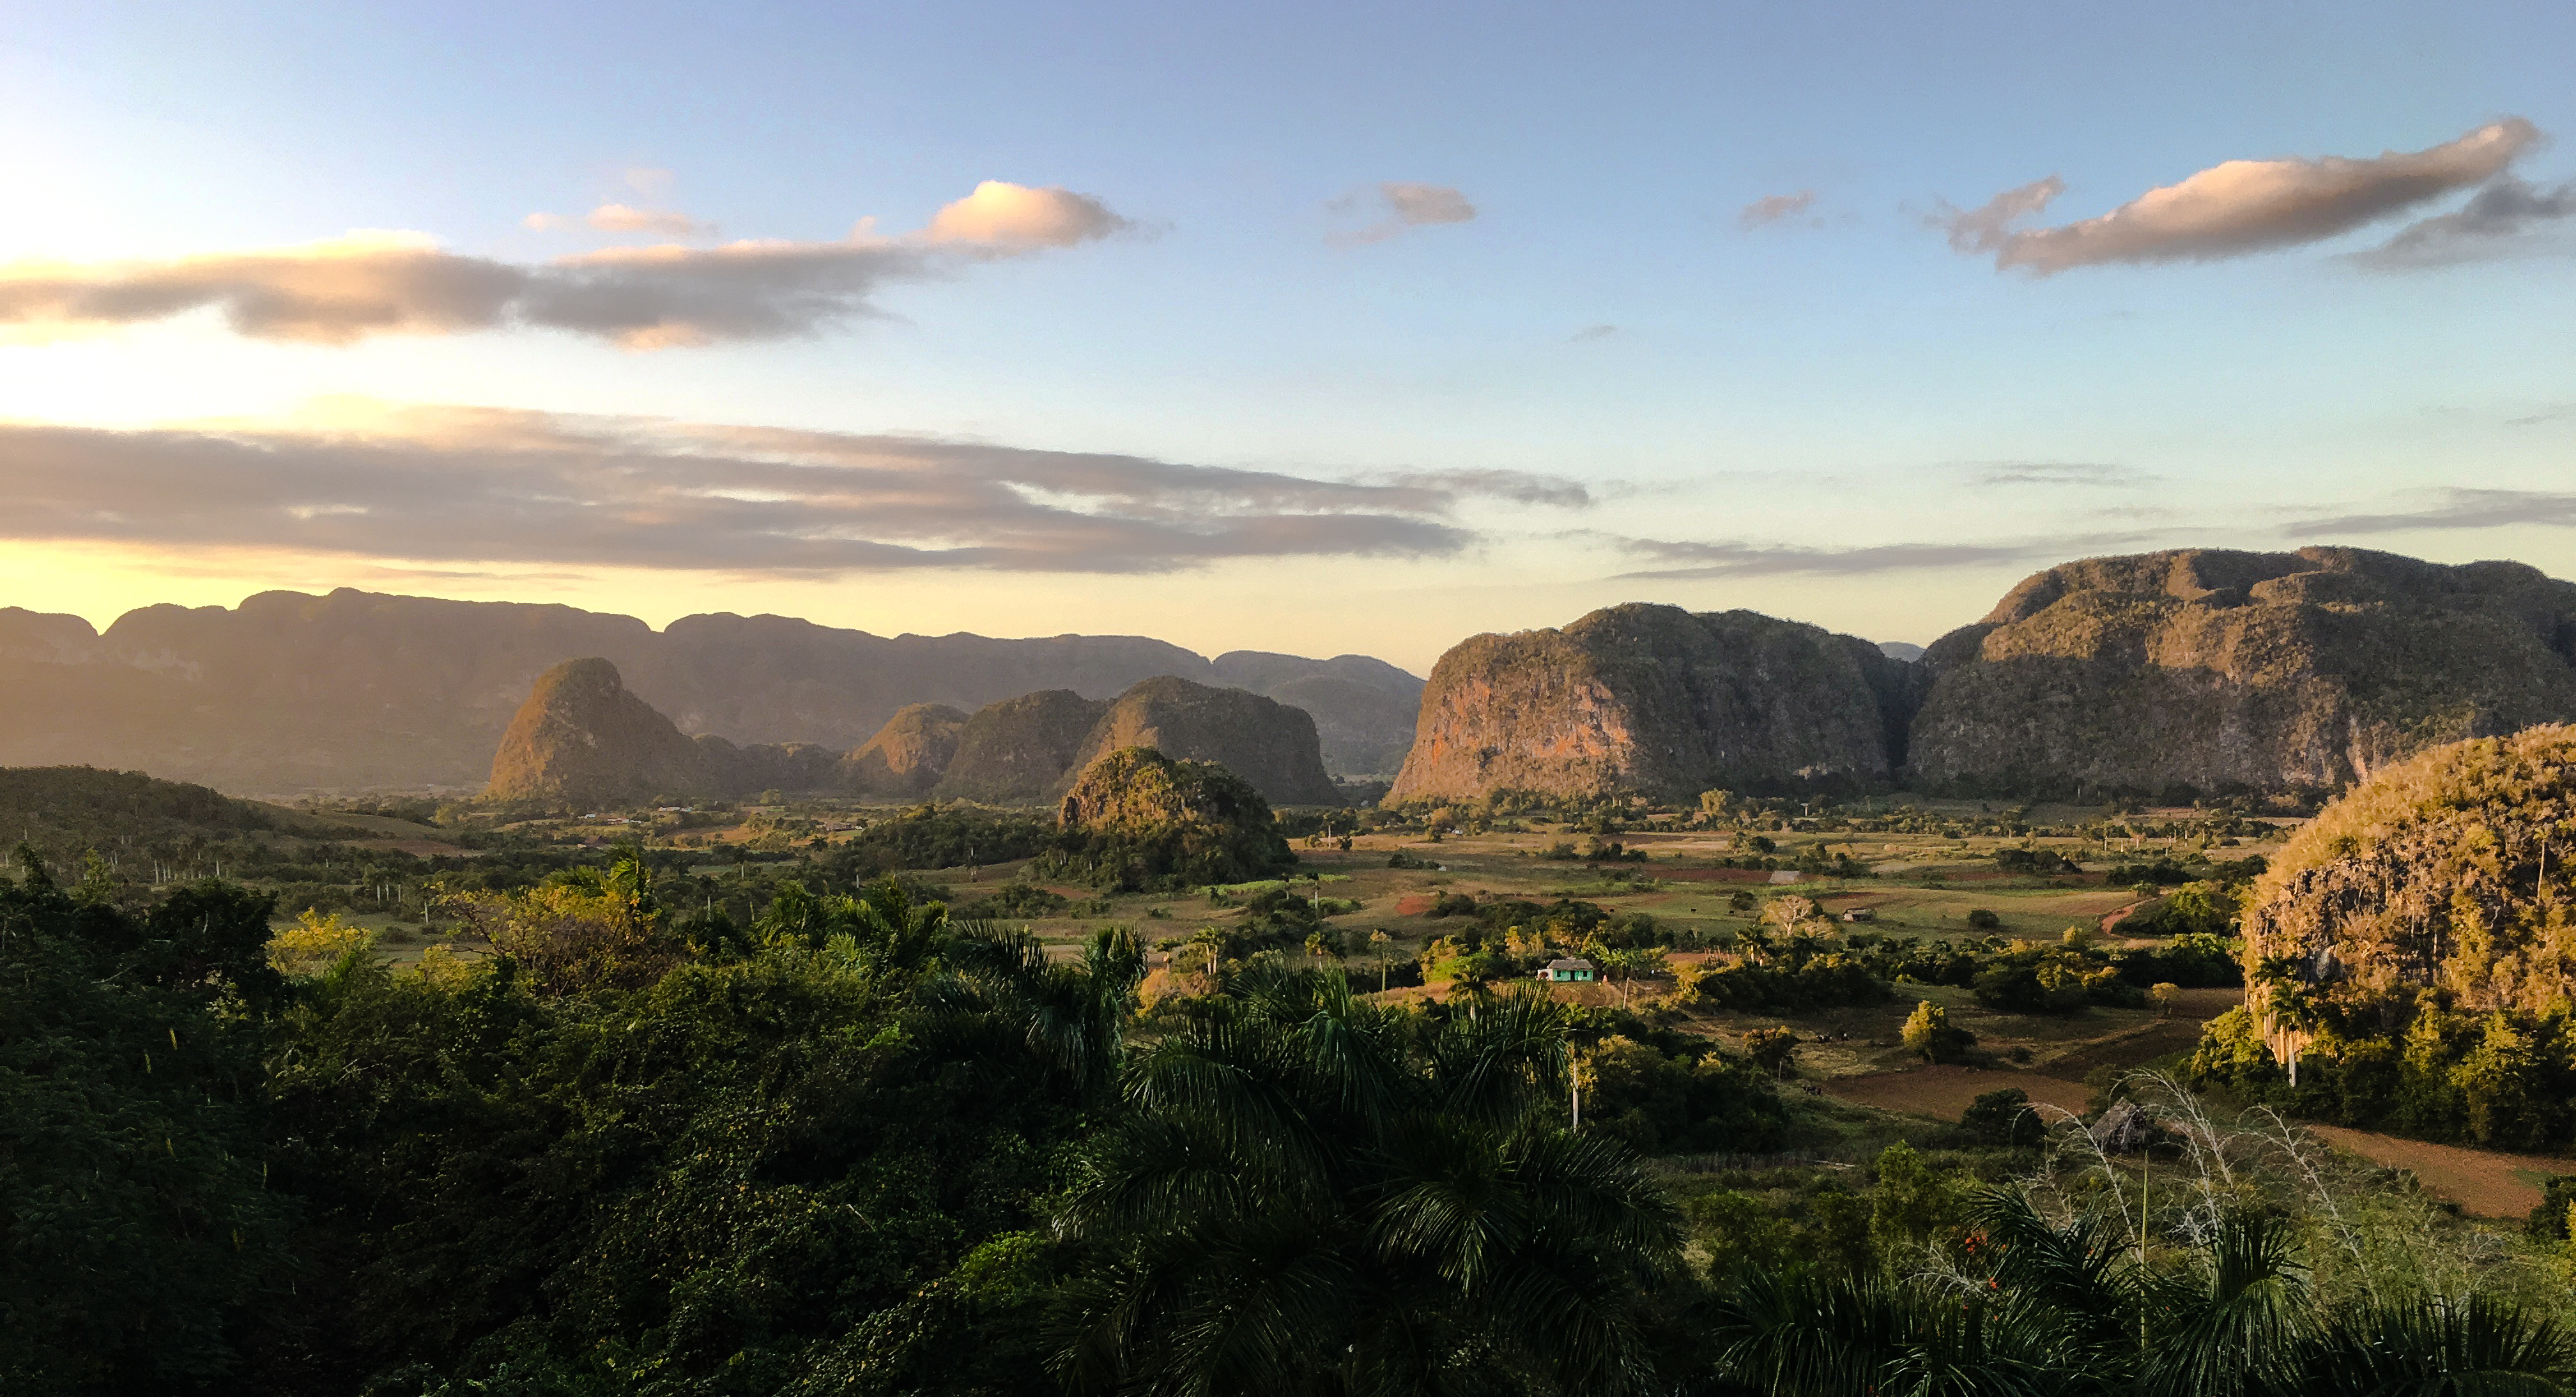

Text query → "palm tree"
[1052,968,1681,1396]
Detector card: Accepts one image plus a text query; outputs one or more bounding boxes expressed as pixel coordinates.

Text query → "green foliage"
[1579,1035,1788,1154]
[1035,750,1294,892]
[1959,1087,2046,1149]
[949,880,1071,922]
[1901,999,1975,1064]
[825,804,1049,878]
[1057,972,1680,1394]
[1966,907,2002,930]
[1,851,291,1396]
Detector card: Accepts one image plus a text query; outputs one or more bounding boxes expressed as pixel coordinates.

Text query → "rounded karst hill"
[933,689,1111,802]
[486,657,714,805]
[840,702,969,797]
[1906,546,2576,798]
[1042,746,1294,889]
[1060,675,1343,806]
[1390,603,1910,804]
[2241,723,2576,1023]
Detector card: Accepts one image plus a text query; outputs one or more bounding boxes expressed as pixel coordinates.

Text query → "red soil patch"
[1395,894,1438,915]
[1824,1067,2092,1122]
[2306,1126,2572,1219]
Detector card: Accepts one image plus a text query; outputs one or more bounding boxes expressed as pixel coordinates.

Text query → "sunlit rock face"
[1390,604,1910,804]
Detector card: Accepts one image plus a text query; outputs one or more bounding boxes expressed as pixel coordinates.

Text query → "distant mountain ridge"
[0,590,1424,794]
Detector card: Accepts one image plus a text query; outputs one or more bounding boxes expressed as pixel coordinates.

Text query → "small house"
[1840,908,1876,923]
[1538,957,1596,983]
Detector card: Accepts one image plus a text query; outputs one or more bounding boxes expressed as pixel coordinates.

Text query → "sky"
[1,0,2572,673]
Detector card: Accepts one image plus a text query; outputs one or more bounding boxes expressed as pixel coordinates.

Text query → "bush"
[1959,1087,2046,1148]
[1901,1000,1975,1063]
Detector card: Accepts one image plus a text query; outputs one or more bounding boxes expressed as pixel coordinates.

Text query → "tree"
[1903,999,1975,1063]
[1054,972,1680,1396]
[1742,1025,1800,1078]
[2150,981,2182,1017]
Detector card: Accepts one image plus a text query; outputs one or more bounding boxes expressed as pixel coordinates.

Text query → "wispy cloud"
[0,181,1130,349]
[1940,119,2542,273]
[1738,190,1818,229]
[585,202,708,236]
[1567,323,1618,343]
[1606,535,2143,580]
[2283,487,2576,536]
[1967,461,2149,488]
[0,402,1590,575]
[1328,182,1477,246]
[2355,173,2576,269]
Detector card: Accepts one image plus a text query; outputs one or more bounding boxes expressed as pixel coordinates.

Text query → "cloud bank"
[2357,174,2576,268]
[0,403,1590,574]
[1329,183,1477,245]
[1943,119,2542,273]
[0,181,1129,348]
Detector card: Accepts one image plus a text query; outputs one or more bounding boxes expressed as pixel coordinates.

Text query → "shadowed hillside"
[0,590,1421,793]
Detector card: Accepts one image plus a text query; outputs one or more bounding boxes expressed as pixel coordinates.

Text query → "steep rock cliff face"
[487,659,715,804]
[1059,676,1343,806]
[933,691,1110,803]
[1906,547,2576,797]
[1388,604,1910,803]
[839,703,970,797]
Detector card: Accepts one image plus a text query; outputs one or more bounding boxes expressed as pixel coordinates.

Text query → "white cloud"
[1942,119,2542,273]
[919,180,1131,250]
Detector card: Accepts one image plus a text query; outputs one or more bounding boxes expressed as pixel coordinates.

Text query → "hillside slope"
[1389,604,1910,803]
[1907,547,2576,797]
[0,590,1419,793]
[1059,676,1343,806]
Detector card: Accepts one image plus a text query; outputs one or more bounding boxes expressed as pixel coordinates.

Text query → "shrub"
[1901,1000,1975,1063]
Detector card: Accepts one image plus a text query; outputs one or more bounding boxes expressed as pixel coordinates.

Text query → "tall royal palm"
[1052,970,1680,1397]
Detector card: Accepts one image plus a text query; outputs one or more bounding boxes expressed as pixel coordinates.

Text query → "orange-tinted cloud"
[1943,119,2542,273]
[0,182,1128,348]
[586,202,707,236]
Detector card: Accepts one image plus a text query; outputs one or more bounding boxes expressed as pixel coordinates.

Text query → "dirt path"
[1823,1066,2092,1122]
[2307,1126,2573,1219]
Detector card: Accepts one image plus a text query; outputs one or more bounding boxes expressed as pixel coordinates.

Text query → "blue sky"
[1,1,2570,670]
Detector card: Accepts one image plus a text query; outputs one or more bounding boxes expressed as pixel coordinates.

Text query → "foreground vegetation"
[10,830,2576,1396]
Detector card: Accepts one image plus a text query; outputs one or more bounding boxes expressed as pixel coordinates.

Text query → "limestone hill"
[1906,547,2576,798]
[0,588,1420,792]
[1039,747,1295,890]
[1059,676,1343,807]
[933,691,1111,804]
[1390,604,1909,803]
[840,704,969,797]
[2241,724,2576,1022]
[487,659,716,805]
